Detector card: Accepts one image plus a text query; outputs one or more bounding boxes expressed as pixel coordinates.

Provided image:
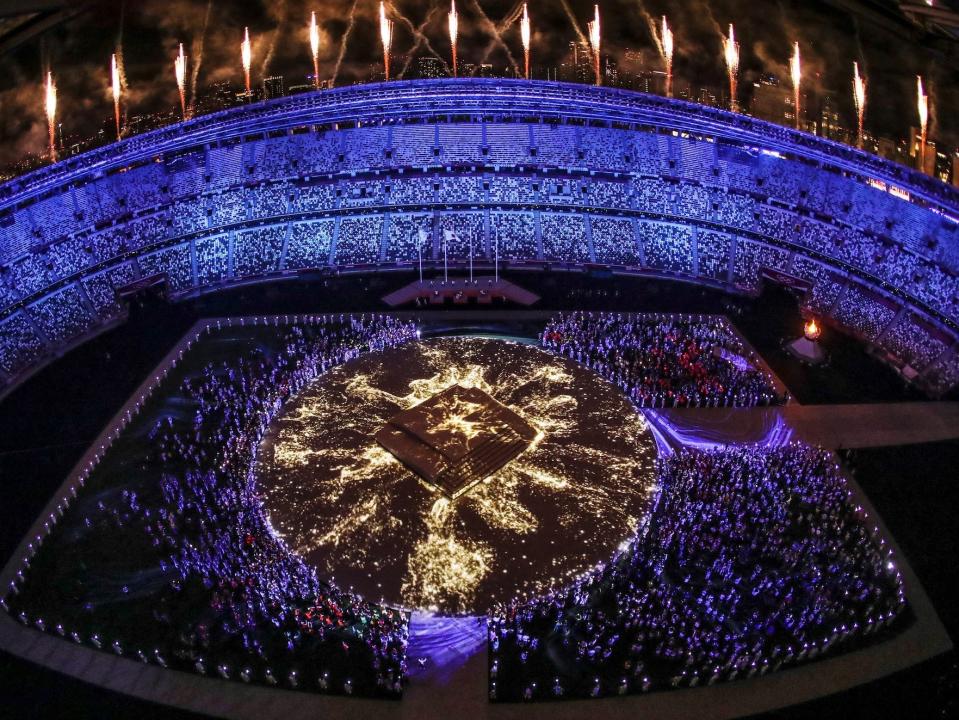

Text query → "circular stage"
[256,335,658,614]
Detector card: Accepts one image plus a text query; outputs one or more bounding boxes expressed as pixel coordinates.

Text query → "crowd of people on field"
[488,444,905,701]
[542,311,786,407]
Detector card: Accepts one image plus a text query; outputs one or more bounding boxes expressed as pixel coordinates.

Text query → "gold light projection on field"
[256,337,657,614]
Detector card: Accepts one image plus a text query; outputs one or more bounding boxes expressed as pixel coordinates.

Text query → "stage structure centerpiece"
[375,384,540,498]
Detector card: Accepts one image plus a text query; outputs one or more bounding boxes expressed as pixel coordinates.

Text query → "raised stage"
[375,384,539,498]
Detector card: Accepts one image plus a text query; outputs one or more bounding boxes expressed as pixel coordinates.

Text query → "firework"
[723,24,739,112]
[917,75,928,170]
[520,3,531,80]
[587,5,601,86]
[310,11,321,89]
[242,27,252,94]
[661,16,673,98]
[380,2,394,81]
[45,71,57,162]
[449,0,458,77]
[111,53,122,141]
[174,43,187,120]
[790,42,801,129]
[852,62,866,149]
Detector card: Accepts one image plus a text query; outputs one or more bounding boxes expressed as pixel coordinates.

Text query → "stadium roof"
[899,0,959,41]
[0,1,90,56]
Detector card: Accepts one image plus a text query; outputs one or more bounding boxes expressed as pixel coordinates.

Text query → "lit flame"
[44,71,57,162]
[852,62,866,148]
[241,26,252,94]
[111,53,121,141]
[723,24,739,111]
[520,3,531,79]
[309,11,320,89]
[790,42,801,129]
[380,2,393,81]
[448,0,458,77]
[587,5,601,86]
[804,318,821,341]
[174,43,187,120]
[917,75,928,170]
[661,16,673,97]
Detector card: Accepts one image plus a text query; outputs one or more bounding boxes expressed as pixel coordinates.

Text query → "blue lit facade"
[0,78,957,395]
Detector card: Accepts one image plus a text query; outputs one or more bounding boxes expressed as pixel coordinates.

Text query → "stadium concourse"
[0,78,957,720]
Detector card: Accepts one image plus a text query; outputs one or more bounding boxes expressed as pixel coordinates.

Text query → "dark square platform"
[375,384,539,497]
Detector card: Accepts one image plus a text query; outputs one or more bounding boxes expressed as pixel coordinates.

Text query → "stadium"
[0,4,958,719]
[1,79,958,395]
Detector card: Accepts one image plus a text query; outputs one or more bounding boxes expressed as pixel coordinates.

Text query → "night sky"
[0,0,956,167]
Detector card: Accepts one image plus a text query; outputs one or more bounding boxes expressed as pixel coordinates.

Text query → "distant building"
[263,76,285,100]
[909,127,938,176]
[630,71,666,95]
[602,58,618,86]
[874,135,907,165]
[558,41,594,84]
[417,57,445,79]
[934,149,952,184]
[817,94,846,142]
[749,77,790,125]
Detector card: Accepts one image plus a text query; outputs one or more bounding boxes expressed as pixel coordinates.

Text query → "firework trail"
[394,2,450,78]
[917,75,928,170]
[790,42,801,129]
[260,0,287,79]
[332,0,359,86]
[111,53,121,141]
[852,62,866,149]
[449,0,458,77]
[114,3,128,133]
[466,0,520,78]
[635,2,671,95]
[45,71,57,162]
[189,0,213,109]
[520,3,530,79]
[723,24,739,112]
[310,11,321,88]
[661,16,673,97]
[174,43,187,120]
[380,2,394,81]
[559,0,588,47]
[587,5,600,86]
[241,27,252,94]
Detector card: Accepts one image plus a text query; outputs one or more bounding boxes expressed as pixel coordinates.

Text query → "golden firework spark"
[174,43,187,120]
[380,2,394,81]
[520,3,531,80]
[241,26,252,94]
[448,0,458,77]
[111,53,122,141]
[661,16,673,98]
[44,71,57,162]
[309,11,321,89]
[853,62,866,149]
[587,4,601,86]
[917,75,929,170]
[790,41,801,130]
[723,24,739,111]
